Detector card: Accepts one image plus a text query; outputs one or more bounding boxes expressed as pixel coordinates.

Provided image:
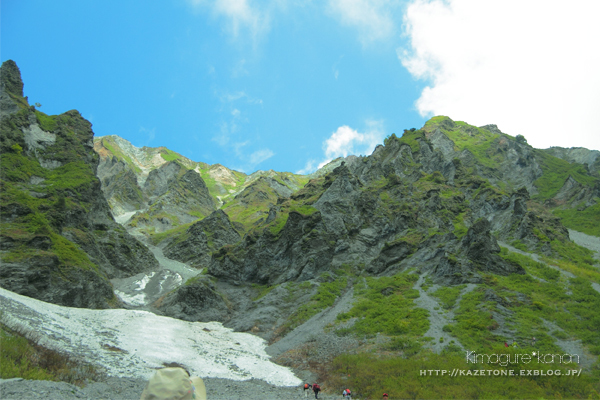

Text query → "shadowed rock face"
[96,156,145,213]
[0,255,114,309]
[115,161,217,232]
[460,218,525,275]
[162,210,241,268]
[0,60,158,309]
[156,276,231,322]
[544,146,600,176]
[0,60,24,118]
[203,121,586,292]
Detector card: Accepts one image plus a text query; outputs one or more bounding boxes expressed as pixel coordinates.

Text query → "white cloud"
[296,159,319,175]
[328,0,395,44]
[400,0,600,150]
[298,120,386,174]
[249,148,275,165]
[233,140,249,155]
[332,55,343,80]
[324,119,385,159]
[188,0,271,44]
[228,140,273,171]
[231,108,241,117]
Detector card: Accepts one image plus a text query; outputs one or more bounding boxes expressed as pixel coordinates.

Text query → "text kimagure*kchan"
[466,351,579,366]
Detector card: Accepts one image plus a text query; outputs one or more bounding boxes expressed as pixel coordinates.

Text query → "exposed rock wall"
[0,60,158,308]
[162,210,241,268]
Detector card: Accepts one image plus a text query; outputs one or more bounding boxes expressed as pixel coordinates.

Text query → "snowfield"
[0,288,301,386]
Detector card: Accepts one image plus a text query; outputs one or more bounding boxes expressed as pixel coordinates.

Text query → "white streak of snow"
[0,288,301,386]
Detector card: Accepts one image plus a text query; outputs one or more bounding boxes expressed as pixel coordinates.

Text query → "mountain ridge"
[2,59,600,398]
[0,60,159,308]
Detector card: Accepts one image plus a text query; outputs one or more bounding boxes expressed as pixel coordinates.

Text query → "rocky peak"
[479,124,503,135]
[0,60,26,118]
[144,161,183,197]
[0,60,24,97]
[0,61,159,308]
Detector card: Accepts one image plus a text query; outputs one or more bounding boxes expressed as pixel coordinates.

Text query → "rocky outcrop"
[0,255,114,309]
[459,218,524,275]
[132,161,216,230]
[0,60,24,118]
[93,135,309,230]
[156,276,231,322]
[544,146,600,176]
[162,210,241,268]
[206,118,585,290]
[96,156,145,214]
[209,209,334,285]
[0,60,158,308]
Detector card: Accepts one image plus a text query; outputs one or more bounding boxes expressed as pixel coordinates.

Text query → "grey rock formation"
[0,255,114,308]
[144,162,216,227]
[162,210,241,268]
[205,118,583,293]
[0,60,158,308]
[96,156,145,214]
[544,146,600,176]
[156,276,231,322]
[0,60,24,118]
[459,218,524,275]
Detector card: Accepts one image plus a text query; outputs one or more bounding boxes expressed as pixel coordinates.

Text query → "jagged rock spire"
[0,59,26,118]
[1,60,24,97]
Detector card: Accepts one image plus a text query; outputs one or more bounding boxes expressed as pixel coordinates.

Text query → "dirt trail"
[568,229,600,262]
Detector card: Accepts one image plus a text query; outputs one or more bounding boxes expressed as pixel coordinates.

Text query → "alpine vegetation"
[1,59,599,399]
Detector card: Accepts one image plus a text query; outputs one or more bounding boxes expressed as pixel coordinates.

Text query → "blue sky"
[3,0,599,174]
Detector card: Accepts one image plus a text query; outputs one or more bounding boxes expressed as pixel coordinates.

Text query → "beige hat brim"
[190,376,206,400]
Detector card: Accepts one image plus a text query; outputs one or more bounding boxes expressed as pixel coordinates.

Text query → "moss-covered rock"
[0,60,158,308]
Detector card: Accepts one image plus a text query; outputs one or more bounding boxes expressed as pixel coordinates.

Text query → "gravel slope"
[0,377,342,400]
[568,229,600,261]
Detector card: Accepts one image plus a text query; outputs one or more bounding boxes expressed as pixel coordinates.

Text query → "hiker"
[140,367,206,400]
[383,393,389,399]
[512,340,518,348]
[343,388,352,399]
[313,383,321,399]
[303,383,313,398]
[532,337,536,346]
[504,342,509,348]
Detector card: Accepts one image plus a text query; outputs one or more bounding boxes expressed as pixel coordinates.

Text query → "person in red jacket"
[312,383,321,399]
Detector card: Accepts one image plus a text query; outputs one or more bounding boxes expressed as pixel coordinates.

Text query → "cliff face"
[204,118,595,287]
[148,117,600,353]
[543,146,600,176]
[93,135,308,233]
[162,209,241,268]
[3,60,599,385]
[0,60,158,308]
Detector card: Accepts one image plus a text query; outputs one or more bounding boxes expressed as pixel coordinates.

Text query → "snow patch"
[0,288,301,386]
[114,211,138,225]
